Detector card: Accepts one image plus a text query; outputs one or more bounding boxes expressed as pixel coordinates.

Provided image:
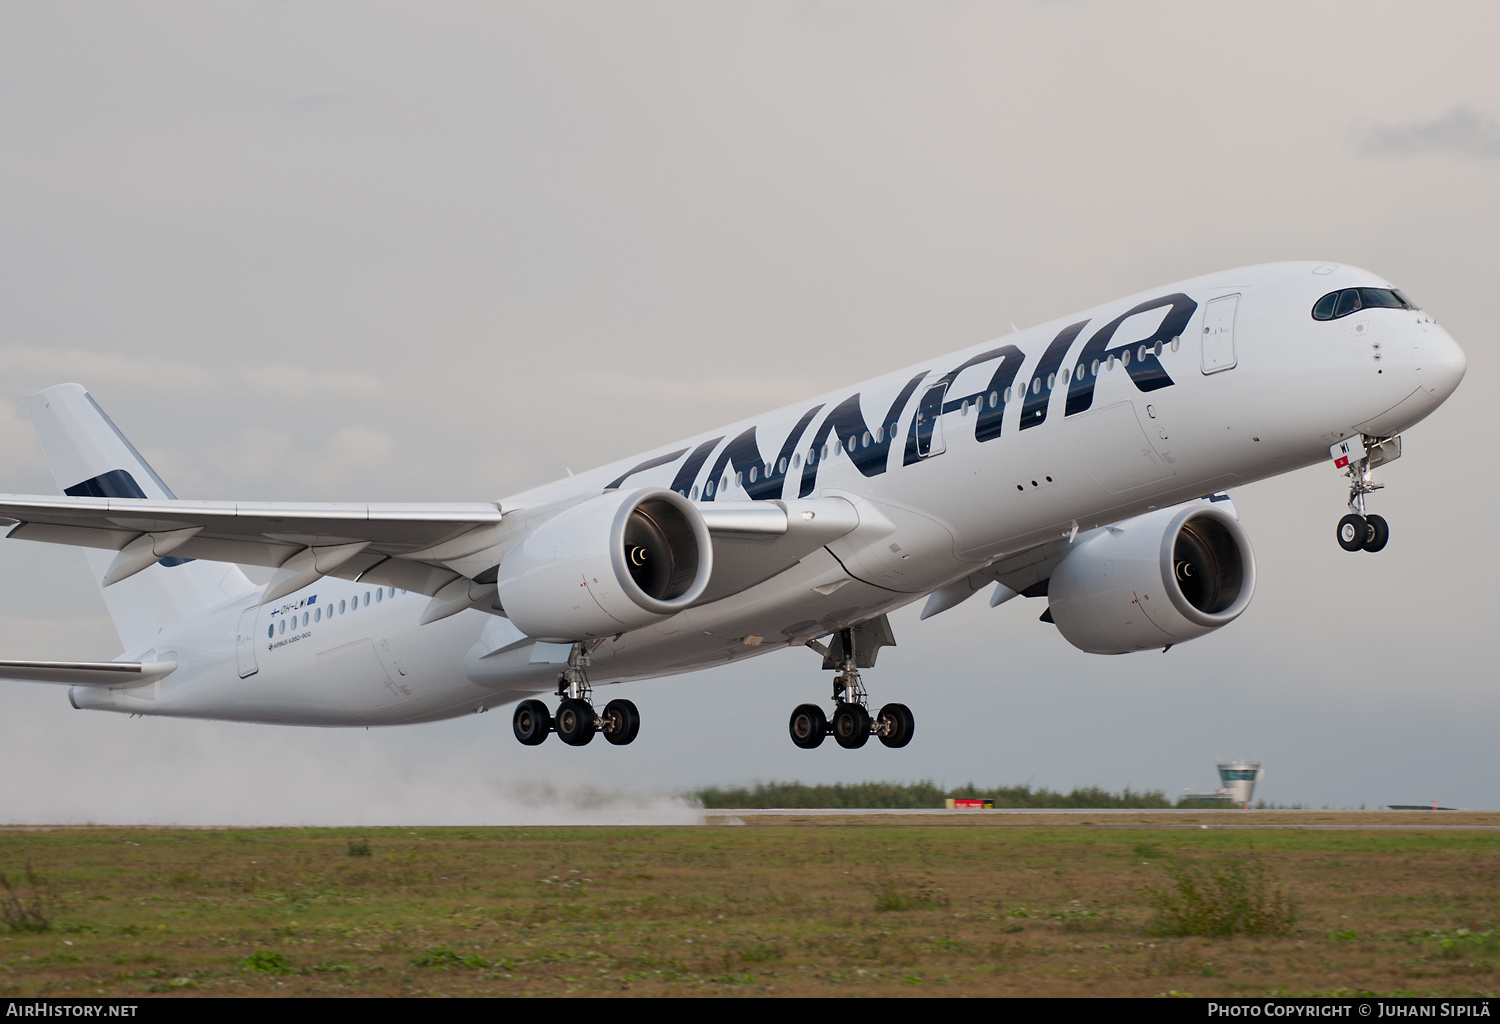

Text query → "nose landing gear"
[511,640,640,747]
[1330,435,1398,553]
[788,617,915,750]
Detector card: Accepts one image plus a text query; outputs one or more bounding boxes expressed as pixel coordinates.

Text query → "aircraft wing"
[0,492,861,618]
[0,494,506,600]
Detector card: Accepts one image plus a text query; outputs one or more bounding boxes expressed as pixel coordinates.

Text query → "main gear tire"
[602,698,641,745]
[789,704,827,749]
[513,699,552,746]
[555,698,597,746]
[832,703,871,749]
[876,703,915,748]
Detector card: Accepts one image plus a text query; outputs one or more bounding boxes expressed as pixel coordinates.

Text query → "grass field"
[2,816,1498,997]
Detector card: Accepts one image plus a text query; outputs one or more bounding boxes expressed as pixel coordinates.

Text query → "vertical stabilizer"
[23,383,257,652]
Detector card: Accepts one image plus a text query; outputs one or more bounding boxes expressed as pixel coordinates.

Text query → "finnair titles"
[0,262,1465,750]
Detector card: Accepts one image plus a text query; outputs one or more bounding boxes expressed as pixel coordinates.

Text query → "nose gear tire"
[1337,514,1367,552]
[602,698,641,745]
[513,699,552,746]
[555,698,597,746]
[789,703,827,749]
[1362,513,1389,552]
[832,703,871,749]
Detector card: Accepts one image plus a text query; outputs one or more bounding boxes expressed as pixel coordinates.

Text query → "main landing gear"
[512,640,640,747]
[789,618,915,751]
[1331,435,1399,554]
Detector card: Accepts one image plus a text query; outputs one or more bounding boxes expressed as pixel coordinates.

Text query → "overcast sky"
[0,2,1496,823]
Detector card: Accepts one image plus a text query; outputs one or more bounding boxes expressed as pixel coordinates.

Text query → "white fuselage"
[72,262,1465,725]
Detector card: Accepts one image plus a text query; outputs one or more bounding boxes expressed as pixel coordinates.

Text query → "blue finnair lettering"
[1019,320,1090,431]
[706,405,823,501]
[621,292,1197,499]
[1065,293,1197,417]
[604,448,690,491]
[801,374,926,495]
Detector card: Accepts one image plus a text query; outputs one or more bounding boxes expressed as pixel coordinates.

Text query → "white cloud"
[239,363,386,399]
[0,345,218,390]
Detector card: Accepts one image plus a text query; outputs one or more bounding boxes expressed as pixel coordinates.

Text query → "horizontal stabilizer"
[0,659,177,687]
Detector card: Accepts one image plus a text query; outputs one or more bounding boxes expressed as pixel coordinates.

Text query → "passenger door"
[235,605,259,679]
[914,382,948,458]
[1201,294,1239,374]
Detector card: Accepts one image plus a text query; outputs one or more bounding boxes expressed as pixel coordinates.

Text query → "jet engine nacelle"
[495,487,713,642]
[1048,503,1255,655]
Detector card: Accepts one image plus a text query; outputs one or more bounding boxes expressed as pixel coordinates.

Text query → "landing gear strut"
[511,640,640,747]
[788,617,915,750]
[1331,435,1397,553]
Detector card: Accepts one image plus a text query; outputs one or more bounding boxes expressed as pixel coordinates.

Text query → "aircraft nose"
[1414,324,1466,401]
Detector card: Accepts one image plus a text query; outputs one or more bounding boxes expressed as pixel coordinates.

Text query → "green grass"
[0,823,1496,996]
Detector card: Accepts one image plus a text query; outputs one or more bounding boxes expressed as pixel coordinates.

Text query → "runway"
[700,808,1500,829]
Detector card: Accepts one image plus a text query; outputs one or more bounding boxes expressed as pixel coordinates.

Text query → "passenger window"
[1046,373,1055,390]
[375,589,382,603]
[278,620,285,635]
[778,458,787,474]
[363,592,370,607]
[267,625,273,639]
[735,472,743,487]
[792,454,801,469]
[988,391,998,408]
[314,607,321,622]
[1335,289,1361,317]
[339,599,346,614]
[302,612,309,626]
[862,431,871,446]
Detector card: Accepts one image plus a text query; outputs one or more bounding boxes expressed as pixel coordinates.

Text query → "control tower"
[1215,760,1263,806]
[1181,759,1264,807]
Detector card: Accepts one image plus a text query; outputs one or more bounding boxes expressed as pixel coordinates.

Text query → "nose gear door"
[1201,294,1239,374]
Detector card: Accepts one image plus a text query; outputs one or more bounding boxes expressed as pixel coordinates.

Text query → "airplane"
[0,262,1465,750]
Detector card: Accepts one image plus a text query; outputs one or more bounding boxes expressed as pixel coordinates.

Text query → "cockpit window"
[1313,287,1419,320]
[1359,288,1403,309]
